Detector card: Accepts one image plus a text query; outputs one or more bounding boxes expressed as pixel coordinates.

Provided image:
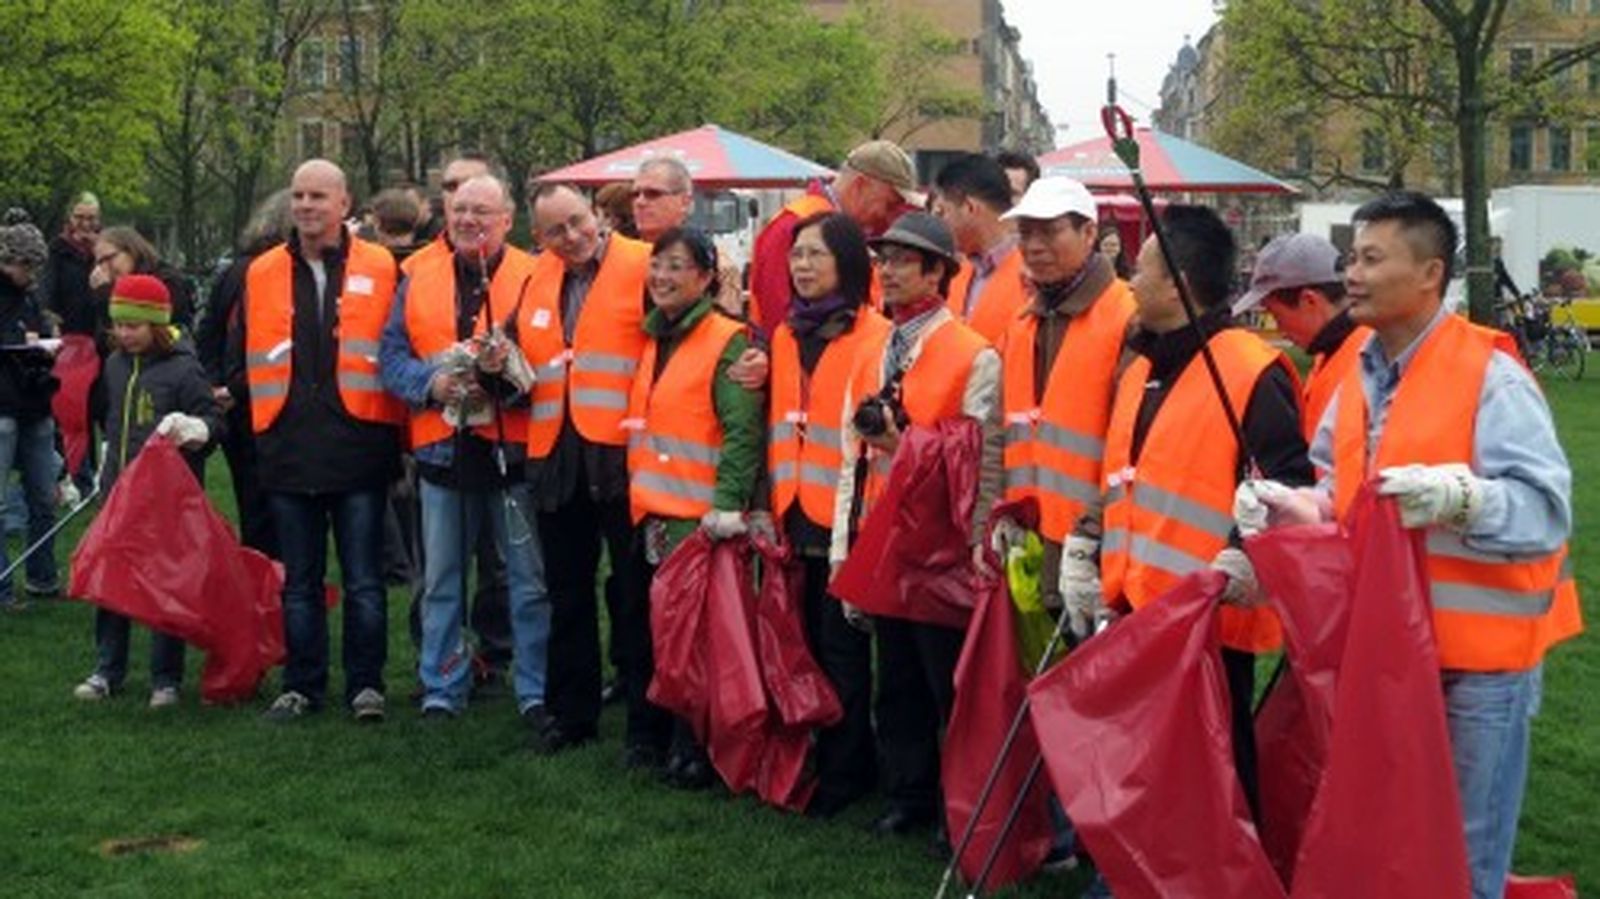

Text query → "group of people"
[0,131,1578,898]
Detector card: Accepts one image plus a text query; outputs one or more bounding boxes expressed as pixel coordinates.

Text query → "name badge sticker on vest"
[531,309,552,330]
[785,411,807,424]
[345,274,375,296]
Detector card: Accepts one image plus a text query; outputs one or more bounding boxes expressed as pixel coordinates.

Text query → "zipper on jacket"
[119,355,141,472]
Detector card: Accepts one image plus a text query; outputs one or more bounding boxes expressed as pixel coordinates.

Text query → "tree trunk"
[1457,42,1494,325]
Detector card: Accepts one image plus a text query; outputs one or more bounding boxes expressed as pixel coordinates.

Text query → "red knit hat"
[110,274,171,325]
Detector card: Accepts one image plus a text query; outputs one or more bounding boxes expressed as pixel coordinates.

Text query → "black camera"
[852,382,908,439]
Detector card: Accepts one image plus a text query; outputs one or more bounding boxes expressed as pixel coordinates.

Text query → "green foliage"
[0,0,184,224]
[850,0,984,145]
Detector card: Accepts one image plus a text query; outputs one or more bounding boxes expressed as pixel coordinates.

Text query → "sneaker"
[350,688,386,723]
[23,581,60,600]
[73,674,113,701]
[263,690,313,722]
[149,687,180,709]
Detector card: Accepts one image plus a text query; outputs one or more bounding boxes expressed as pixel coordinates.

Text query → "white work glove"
[1210,547,1262,607]
[155,412,209,448]
[699,510,748,541]
[1233,479,1329,537]
[747,510,777,543]
[496,342,538,394]
[988,515,1027,558]
[1378,463,1485,532]
[57,478,81,509]
[1057,534,1102,640]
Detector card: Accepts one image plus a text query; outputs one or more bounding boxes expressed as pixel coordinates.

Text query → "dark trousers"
[620,529,674,753]
[799,555,877,804]
[538,488,632,734]
[93,609,186,690]
[1223,647,1260,820]
[219,408,276,559]
[267,488,388,707]
[875,616,966,816]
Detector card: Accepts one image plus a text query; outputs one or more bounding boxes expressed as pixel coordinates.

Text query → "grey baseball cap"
[1234,233,1343,314]
[868,211,959,267]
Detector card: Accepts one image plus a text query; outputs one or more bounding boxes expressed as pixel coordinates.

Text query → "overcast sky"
[1005,1,1221,150]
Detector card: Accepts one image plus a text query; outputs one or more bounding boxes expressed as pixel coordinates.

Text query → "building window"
[299,120,324,160]
[338,35,363,87]
[1361,129,1386,172]
[1552,46,1574,88]
[1587,125,1600,171]
[1590,58,1600,92]
[1294,133,1314,173]
[1551,126,1573,171]
[1554,0,1573,12]
[1592,0,1600,13]
[340,122,362,159]
[299,39,324,89]
[1510,46,1534,79]
[1509,123,1533,172]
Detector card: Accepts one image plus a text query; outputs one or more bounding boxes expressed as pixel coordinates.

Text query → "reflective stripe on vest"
[513,252,569,459]
[768,311,892,527]
[1331,313,1582,671]
[1000,280,1135,540]
[568,237,651,445]
[402,245,538,450]
[1100,328,1295,653]
[244,236,403,433]
[627,311,745,524]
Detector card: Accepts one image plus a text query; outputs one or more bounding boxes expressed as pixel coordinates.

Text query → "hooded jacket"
[101,336,223,493]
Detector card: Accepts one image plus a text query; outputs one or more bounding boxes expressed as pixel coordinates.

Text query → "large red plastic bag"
[1028,570,1287,899]
[752,537,841,728]
[1285,490,1471,899]
[942,498,1053,891]
[1246,520,1355,885]
[647,529,715,724]
[1505,875,1579,898]
[829,418,980,628]
[50,334,99,476]
[69,438,284,703]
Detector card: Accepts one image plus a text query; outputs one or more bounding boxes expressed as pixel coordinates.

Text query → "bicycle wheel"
[1545,327,1587,380]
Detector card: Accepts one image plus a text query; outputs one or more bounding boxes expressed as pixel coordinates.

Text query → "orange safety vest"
[519,235,652,447]
[769,309,893,527]
[400,234,448,278]
[402,245,539,451]
[946,247,1030,343]
[849,312,990,509]
[1000,280,1135,541]
[1331,314,1582,672]
[1101,329,1297,653]
[1302,323,1371,443]
[625,311,745,524]
[244,236,403,434]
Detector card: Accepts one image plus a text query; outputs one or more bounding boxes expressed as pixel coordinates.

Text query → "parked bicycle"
[1496,291,1588,381]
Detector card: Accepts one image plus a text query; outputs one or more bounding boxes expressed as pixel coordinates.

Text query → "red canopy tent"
[536,124,834,189]
[1039,127,1296,195]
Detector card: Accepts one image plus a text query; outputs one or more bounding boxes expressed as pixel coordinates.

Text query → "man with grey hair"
[631,156,694,244]
[380,174,551,723]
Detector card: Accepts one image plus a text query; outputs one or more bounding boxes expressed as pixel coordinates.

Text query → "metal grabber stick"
[0,485,100,584]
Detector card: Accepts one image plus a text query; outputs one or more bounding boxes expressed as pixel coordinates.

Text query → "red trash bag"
[700,535,771,792]
[829,418,980,629]
[943,498,1053,891]
[1028,570,1287,899]
[69,438,284,703]
[50,334,99,476]
[1247,519,1356,886]
[1287,489,1471,899]
[752,536,841,729]
[1505,875,1579,899]
[646,529,715,725]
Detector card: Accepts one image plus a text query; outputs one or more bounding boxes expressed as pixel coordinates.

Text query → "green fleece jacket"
[642,297,764,549]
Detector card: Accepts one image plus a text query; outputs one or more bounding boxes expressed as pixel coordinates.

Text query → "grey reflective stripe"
[531,400,563,420]
[1425,530,1535,565]
[1004,422,1032,444]
[801,463,839,489]
[247,352,277,368]
[1128,534,1207,577]
[771,422,798,442]
[634,470,716,504]
[1105,483,1128,505]
[1034,468,1101,506]
[571,388,628,410]
[337,372,384,391]
[772,461,797,483]
[1432,583,1554,618]
[1037,421,1105,459]
[342,338,380,357]
[251,381,289,399]
[1005,465,1035,489]
[534,361,568,381]
[807,424,842,447]
[643,434,721,466]
[1133,484,1234,540]
[1102,528,1127,554]
[573,353,638,375]
[1559,555,1574,581]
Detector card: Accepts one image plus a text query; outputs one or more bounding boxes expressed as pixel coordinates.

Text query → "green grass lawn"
[1,375,1595,898]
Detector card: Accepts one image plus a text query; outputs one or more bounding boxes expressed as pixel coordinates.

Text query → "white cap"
[1001,176,1099,222]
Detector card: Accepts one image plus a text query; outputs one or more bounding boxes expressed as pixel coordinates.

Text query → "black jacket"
[101,339,223,493]
[226,228,401,494]
[39,236,96,337]
[0,275,57,422]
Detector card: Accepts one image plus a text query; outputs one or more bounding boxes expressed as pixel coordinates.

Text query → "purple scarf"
[787,292,858,337]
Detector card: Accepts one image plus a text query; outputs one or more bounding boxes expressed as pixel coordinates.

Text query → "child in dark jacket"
[73,274,223,708]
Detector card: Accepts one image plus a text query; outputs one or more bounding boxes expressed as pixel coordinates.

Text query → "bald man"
[232,159,406,723]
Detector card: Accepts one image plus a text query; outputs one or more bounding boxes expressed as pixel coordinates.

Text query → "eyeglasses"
[632,187,684,202]
[787,246,832,264]
[873,249,922,269]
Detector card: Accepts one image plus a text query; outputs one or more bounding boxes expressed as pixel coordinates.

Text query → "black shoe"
[926,826,952,861]
[600,678,623,706]
[868,807,935,837]
[532,721,596,756]
[805,789,865,821]
[521,703,554,734]
[420,705,458,722]
[665,758,716,791]
[622,744,665,772]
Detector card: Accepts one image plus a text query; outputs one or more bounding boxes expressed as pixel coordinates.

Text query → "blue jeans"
[418,480,549,714]
[1443,664,1543,899]
[0,416,59,599]
[267,489,388,707]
